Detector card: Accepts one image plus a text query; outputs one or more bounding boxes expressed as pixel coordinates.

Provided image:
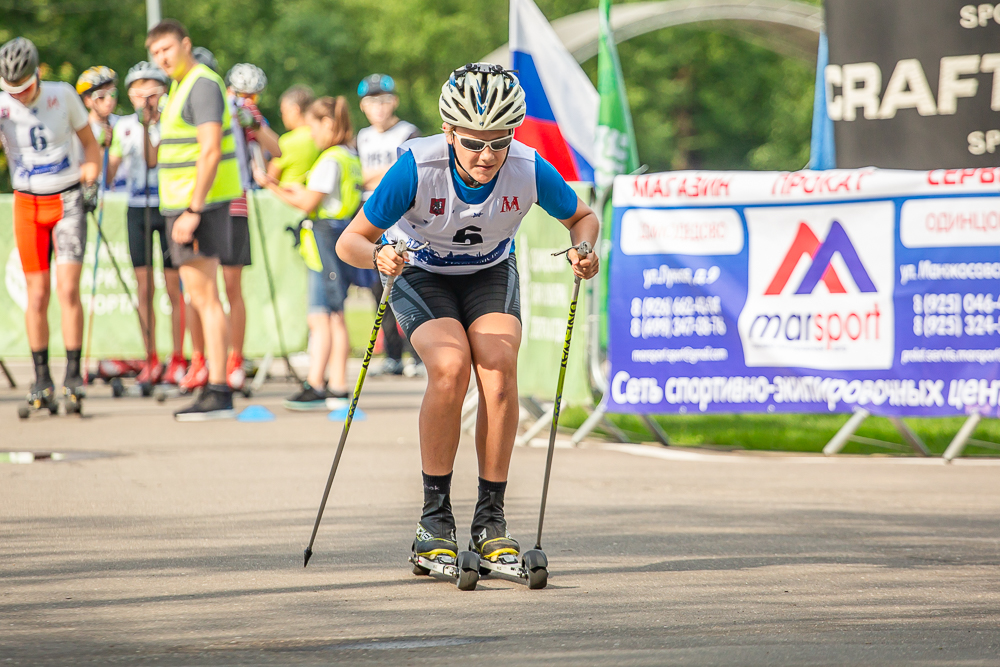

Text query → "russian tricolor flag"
[510,0,598,183]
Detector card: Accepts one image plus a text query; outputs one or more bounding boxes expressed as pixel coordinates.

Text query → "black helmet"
[357,73,396,98]
[0,37,39,86]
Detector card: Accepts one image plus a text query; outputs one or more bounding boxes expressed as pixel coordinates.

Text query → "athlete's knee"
[428,356,471,398]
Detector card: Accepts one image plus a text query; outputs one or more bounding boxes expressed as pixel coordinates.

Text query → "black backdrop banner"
[826,1,1000,169]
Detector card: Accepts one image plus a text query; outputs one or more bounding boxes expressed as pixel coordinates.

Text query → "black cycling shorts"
[166,205,231,266]
[127,206,174,269]
[225,215,252,267]
[385,254,521,338]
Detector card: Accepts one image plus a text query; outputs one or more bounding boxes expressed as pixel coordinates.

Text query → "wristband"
[372,241,388,269]
[185,207,202,216]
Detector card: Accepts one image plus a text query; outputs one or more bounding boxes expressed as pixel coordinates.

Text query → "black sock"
[32,348,51,384]
[478,477,507,495]
[422,471,453,496]
[65,348,81,380]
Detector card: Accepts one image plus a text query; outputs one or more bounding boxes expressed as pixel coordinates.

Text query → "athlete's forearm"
[254,125,281,158]
[337,210,385,270]
[567,210,599,249]
[106,155,121,185]
[76,126,101,185]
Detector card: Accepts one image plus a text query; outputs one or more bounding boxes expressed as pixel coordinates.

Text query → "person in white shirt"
[76,66,122,190]
[106,60,188,387]
[355,73,421,377]
[0,37,101,407]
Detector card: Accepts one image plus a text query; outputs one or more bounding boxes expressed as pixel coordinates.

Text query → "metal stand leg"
[250,353,274,394]
[571,403,606,445]
[0,358,15,388]
[642,415,670,446]
[823,408,870,455]
[516,407,555,447]
[889,417,930,456]
[943,413,982,463]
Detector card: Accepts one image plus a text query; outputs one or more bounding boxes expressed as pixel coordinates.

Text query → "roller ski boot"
[18,379,59,419]
[408,492,481,591]
[156,353,206,402]
[227,352,253,398]
[61,374,85,415]
[470,486,548,589]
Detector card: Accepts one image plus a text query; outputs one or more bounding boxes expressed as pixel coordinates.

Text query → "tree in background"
[1,0,815,192]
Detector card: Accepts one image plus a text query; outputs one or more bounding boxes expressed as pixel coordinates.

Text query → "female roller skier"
[336,63,599,565]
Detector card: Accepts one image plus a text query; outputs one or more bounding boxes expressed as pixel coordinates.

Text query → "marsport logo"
[765,221,876,295]
[500,196,520,213]
[739,202,895,370]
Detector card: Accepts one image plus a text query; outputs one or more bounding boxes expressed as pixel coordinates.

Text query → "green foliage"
[0,0,817,193]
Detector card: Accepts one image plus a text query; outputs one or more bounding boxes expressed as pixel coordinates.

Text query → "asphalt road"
[2,361,999,666]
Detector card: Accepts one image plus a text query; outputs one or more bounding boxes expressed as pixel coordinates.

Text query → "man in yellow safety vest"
[147,19,242,421]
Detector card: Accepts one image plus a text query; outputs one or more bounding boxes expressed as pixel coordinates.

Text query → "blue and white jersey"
[364,134,578,275]
[0,81,89,194]
[110,114,160,208]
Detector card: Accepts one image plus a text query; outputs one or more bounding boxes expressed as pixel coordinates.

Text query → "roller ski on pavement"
[18,380,59,419]
[407,495,481,590]
[61,375,86,415]
[469,485,548,589]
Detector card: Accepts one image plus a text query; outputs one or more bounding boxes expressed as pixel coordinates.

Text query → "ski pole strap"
[552,240,592,261]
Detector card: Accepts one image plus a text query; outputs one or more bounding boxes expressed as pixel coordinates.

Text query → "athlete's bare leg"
[134,266,157,356]
[468,313,521,482]
[179,258,228,384]
[24,271,51,350]
[222,266,245,356]
[186,293,205,355]
[55,262,83,349]
[328,311,349,392]
[165,269,185,355]
[306,313,331,389]
[410,318,472,475]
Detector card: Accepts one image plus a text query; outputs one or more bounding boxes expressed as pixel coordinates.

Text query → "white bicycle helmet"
[0,37,39,87]
[439,62,525,131]
[124,61,169,89]
[226,63,267,95]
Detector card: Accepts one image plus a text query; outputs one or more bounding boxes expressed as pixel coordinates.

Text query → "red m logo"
[500,196,520,213]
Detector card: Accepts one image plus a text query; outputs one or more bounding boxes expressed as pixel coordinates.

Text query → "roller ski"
[408,492,480,591]
[18,380,59,419]
[155,353,206,402]
[61,375,86,415]
[469,485,548,589]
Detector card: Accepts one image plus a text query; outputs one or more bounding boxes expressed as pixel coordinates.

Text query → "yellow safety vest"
[158,63,242,211]
[299,145,363,271]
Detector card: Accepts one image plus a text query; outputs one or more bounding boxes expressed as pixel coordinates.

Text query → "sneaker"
[136,357,163,386]
[283,383,328,411]
[179,353,208,393]
[325,388,350,410]
[163,353,188,385]
[174,385,236,421]
[371,357,404,377]
[413,492,458,561]
[226,351,246,390]
[470,488,520,562]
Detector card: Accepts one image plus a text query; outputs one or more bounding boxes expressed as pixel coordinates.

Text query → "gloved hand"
[82,182,99,214]
[236,105,260,130]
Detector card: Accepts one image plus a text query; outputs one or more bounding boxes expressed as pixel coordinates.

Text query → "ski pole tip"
[303,547,313,567]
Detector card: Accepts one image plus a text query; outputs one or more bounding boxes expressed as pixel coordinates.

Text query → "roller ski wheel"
[408,551,480,591]
[471,543,548,589]
[110,377,124,398]
[22,381,59,418]
[62,379,85,416]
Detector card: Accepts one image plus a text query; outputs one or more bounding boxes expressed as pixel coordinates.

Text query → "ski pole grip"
[576,241,592,259]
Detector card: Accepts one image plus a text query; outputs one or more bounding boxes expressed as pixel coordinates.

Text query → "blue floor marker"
[329,407,365,422]
[238,405,276,422]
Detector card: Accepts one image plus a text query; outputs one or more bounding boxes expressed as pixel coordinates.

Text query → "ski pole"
[89,214,149,336]
[141,106,155,361]
[534,241,592,551]
[248,186,300,383]
[303,239,425,567]
[82,149,110,385]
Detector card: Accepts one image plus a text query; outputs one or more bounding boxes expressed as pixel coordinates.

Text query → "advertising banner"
[0,192,308,359]
[826,0,1000,169]
[608,168,1000,417]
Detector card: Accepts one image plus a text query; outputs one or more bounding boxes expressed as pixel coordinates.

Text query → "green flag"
[594,0,639,199]
[595,0,639,350]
